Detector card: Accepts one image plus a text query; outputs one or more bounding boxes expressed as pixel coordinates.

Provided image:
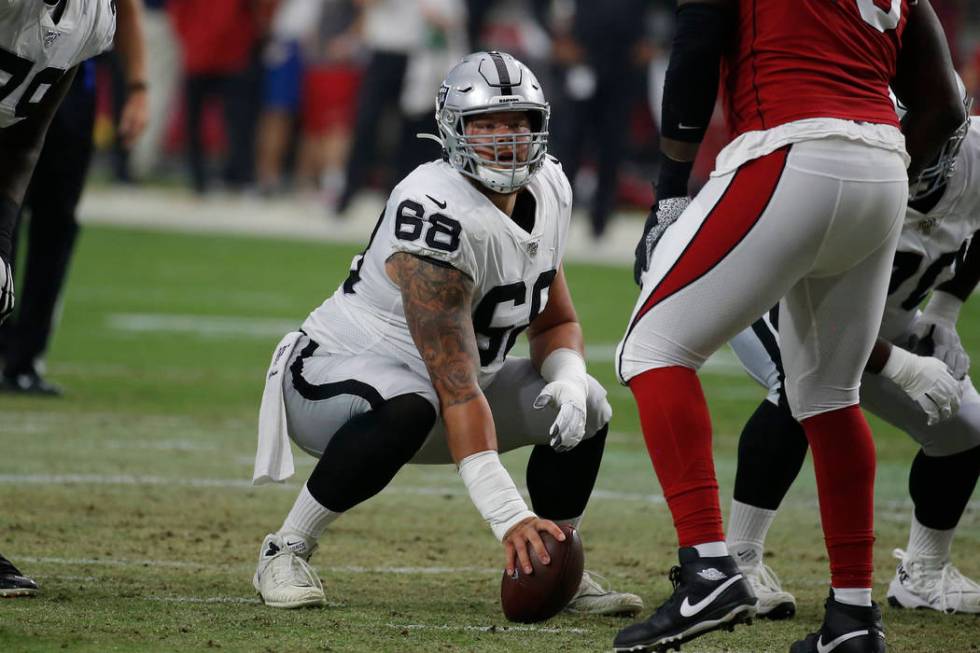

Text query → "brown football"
[500,524,584,623]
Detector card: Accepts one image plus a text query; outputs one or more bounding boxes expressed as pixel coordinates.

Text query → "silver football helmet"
[431,51,549,194]
[895,74,974,202]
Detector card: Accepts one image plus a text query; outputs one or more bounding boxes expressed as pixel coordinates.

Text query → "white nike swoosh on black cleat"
[680,575,744,617]
[817,630,871,653]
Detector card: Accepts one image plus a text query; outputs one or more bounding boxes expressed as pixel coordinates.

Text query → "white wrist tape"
[458,450,533,541]
[924,291,963,323]
[541,348,588,392]
[881,345,914,385]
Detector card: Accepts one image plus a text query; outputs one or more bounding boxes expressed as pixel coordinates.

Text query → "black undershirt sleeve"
[659,2,734,144]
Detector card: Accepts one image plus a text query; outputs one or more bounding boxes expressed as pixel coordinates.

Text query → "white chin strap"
[476,163,531,194]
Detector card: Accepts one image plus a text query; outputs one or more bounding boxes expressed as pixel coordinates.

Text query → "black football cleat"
[1,369,63,396]
[790,594,886,653]
[0,554,39,598]
[613,547,757,652]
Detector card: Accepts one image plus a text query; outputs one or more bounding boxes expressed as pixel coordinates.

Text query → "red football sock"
[801,405,876,589]
[629,367,723,547]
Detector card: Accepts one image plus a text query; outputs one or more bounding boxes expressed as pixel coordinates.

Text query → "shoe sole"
[886,595,979,614]
[258,596,327,609]
[0,588,39,598]
[886,580,980,614]
[613,603,756,652]
[757,601,796,620]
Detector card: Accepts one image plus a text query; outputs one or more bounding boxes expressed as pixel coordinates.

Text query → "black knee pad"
[306,393,436,513]
[910,445,980,530]
[526,425,608,522]
[733,399,808,510]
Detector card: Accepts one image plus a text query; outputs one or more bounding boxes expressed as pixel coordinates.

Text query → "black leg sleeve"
[305,394,436,513]
[732,399,809,511]
[910,445,980,530]
[526,425,608,522]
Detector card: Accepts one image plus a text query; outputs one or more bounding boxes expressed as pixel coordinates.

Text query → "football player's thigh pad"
[284,347,437,458]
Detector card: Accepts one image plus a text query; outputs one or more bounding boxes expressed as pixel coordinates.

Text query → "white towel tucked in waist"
[253,331,303,485]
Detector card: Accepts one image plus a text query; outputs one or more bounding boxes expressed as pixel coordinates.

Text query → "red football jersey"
[722,0,908,138]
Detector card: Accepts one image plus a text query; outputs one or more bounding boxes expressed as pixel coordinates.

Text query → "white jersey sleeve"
[384,165,485,285]
[77,0,117,62]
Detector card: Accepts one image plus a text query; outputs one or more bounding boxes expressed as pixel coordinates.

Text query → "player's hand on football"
[908,315,970,380]
[0,256,13,325]
[633,196,690,285]
[881,346,963,425]
[534,379,587,452]
[503,515,565,576]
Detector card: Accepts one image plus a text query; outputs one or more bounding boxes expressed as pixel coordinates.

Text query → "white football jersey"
[0,0,116,128]
[880,117,980,340]
[303,158,573,388]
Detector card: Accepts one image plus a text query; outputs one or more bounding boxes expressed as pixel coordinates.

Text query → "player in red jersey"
[613,1,966,652]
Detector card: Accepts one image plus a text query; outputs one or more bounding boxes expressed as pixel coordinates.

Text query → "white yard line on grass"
[3,473,975,515]
[0,472,665,504]
[78,187,642,266]
[387,623,588,635]
[102,312,748,376]
[20,556,497,576]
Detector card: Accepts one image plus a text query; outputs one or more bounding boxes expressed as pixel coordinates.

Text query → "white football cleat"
[741,561,796,619]
[253,533,326,609]
[887,548,980,614]
[564,570,644,617]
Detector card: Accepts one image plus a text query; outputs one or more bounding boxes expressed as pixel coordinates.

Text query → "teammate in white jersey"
[0,0,117,598]
[727,108,980,617]
[250,51,643,617]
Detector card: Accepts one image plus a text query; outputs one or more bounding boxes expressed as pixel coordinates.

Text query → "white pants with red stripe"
[617,138,908,420]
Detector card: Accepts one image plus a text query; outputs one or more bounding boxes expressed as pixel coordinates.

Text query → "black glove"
[633,196,691,285]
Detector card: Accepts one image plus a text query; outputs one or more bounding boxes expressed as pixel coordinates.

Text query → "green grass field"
[1,225,977,652]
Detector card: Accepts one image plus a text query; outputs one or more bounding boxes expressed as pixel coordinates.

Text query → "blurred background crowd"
[91,0,980,240]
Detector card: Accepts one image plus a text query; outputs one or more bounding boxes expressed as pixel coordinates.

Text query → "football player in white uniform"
[0,0,117,598]
[727,96,980,617]
[250,51,643,617]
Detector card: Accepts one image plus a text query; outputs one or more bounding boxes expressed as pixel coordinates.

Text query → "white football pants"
[281,334,611,464]
[617,138,908,420]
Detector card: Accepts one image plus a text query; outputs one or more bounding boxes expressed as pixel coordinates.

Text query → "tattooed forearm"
[387,253,481,407]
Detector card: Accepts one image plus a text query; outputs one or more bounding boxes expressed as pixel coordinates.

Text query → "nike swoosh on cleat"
[817,630,870,653]
[679,574,744,617]
[425,194,448,209]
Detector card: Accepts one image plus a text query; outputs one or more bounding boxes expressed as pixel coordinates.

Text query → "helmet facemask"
[907,96,973,202]
[438,105,549,194]
[894,76,974,202]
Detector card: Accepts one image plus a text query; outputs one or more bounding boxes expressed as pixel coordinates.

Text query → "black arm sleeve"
[892,0,965,180]
[660,2,734,143]
[0,195,17,261]
[936,230,980,302]
[0,66,78,212]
